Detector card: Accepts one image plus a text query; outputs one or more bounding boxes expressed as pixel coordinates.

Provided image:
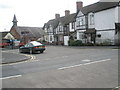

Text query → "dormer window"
[76,17,85,27]
[21,31,29,35]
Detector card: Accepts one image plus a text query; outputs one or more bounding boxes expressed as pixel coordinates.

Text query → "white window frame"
[90,14,94,25]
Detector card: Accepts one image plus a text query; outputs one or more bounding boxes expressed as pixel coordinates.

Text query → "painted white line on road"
[0,75,22,80]
[58,59,111,70]
[82,59,91,62]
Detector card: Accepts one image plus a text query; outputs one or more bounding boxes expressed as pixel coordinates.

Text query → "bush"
[83,43,94,46]
[68,40,83,46]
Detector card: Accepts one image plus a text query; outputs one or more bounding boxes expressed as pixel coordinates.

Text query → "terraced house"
[43,1,82,45]
[43,1,120,46]
[43,12,76,45]
[75,1,120,45]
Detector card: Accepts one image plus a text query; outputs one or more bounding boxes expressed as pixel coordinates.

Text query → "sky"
[0,0,101,32]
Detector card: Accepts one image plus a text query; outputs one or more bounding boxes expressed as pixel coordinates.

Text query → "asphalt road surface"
[1,46,119,88]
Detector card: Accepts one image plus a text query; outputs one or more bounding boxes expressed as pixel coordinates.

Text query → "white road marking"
[82,59,91,62]
[0,75,22,80]
[58,59,111,70]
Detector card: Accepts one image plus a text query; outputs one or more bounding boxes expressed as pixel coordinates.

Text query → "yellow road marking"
[0,54,36,66]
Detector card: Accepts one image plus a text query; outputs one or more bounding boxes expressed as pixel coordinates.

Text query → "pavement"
[1,49,31,64]
[66,45,119,49]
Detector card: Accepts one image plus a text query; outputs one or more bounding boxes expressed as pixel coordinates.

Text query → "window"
[72,22,74,29]
[77,18,80,27]
[76,17,84,27]
[79,32,84,39]
[50,26,53,33]
[21,31,29,34]
[50,36,52,41]
[118,1,120,6]
[80,18,84,26]
[59,25,62,32]
[24,43,33,47]
[64,25,69,34]
[90,14,94,25]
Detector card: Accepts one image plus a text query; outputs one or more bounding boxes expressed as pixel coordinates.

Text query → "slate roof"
[44,13,76,29]
[81,2,119,14]
[44,19,59,29]
[44,1,119,30]
[12,14,18,22]
[14,26,45,38]
[59,13,76,25]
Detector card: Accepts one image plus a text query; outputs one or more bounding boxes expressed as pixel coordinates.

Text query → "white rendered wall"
[95,8,116,30]
[96,30,115,45]
[115,6,120,23]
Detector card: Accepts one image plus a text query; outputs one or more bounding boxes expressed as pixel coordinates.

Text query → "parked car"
[19,42,25,47]
[0,39,10,48]
[0,42,10,48]
[19,41,45,54]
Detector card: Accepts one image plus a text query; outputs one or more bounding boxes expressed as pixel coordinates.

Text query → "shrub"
[68,40,83,46]
[83,43,94,46]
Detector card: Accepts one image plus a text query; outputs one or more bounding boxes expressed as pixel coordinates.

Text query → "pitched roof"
[14,26,45,38]
[12,14,18,22]
[0,32,9,38]
[59,13,76,25]
[44,13,76,29]
[81,2,118,14]
[45,19,59,29]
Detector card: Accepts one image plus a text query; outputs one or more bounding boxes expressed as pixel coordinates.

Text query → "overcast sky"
[0,0,103,32]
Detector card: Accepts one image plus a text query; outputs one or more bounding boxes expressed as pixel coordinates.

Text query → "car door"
[23,43,31,53]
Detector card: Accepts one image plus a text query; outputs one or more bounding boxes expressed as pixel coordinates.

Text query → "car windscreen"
[30,41,42,46]
[24,43,33,47]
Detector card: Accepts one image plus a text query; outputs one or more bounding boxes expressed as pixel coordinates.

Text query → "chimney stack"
[55,14,60,19]
[65,10,70,16]
[76,1,83,12]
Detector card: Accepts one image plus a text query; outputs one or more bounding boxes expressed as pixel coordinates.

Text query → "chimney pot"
[55,14,60,19]
[65,10,70,16]
[76,1,83,12]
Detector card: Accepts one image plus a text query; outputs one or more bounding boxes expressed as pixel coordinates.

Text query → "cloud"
[100,0,120,2]
[0,4,12,9]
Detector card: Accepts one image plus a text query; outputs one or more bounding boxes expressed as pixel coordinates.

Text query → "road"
[1,46,118,88]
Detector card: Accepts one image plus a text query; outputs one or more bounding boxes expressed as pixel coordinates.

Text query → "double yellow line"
[0,53,36,66]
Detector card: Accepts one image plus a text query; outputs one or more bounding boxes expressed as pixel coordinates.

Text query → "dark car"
[19,41,45,54]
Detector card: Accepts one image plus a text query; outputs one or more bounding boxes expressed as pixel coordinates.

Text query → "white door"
[64,36,69,46]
